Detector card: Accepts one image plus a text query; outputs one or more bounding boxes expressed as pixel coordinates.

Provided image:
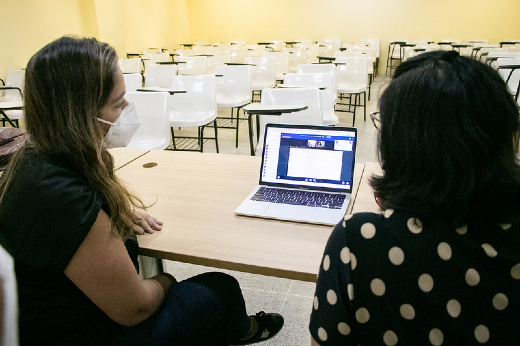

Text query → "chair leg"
[213,119,219,153]
[368,75,372,101]
[352,94,357,127]
[200,126,204,152]
[236,107,240,148]
[363,91,367,121]
[170,127,177,150]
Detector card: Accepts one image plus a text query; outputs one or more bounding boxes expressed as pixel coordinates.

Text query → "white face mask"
[98,103,140,148]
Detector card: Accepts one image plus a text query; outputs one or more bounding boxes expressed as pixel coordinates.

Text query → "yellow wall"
[0,0,91,78]
[0,0,190,79]
[1,0,519,79]
[187,0,520,71]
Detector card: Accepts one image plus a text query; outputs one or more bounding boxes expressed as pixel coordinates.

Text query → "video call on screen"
[275,134,354,186]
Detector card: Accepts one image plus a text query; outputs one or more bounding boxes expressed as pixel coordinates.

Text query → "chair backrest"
[206,51,231,74]
[336,57,369,87]
[229,48,248,63]
[144,64,177,88]
[256,87,324,153]
[297,63,337,99]
[177,56,207,75]
[263,51,289,80]
[119,58,142,74]
[214,65,252,103]
[123,73,142,92]
[170,75,217,117]
[497,58,520,95]
[283,47,307,73]
[144,48,162,54]
[335,51,363,58]
[244,56,276,90]
[124,91,170,150]
[149,52,170,64]
[3,69,25,100]
[359,38,380,57]
[283,73,334,119]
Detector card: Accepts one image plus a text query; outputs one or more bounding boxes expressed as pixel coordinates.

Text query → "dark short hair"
[370,50,520,226]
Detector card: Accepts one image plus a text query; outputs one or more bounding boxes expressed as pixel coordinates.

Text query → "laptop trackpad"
[264,204,315,222]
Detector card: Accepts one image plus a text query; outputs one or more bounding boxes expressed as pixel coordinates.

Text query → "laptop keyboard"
[251,187,346,209]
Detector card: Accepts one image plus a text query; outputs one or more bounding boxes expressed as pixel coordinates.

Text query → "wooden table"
[350,162,381,214]
[114,150,364,282]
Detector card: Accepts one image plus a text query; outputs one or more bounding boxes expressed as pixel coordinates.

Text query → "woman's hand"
[133,211,163,234]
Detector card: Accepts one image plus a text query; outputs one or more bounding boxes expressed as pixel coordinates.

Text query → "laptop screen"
[260,124,357,192]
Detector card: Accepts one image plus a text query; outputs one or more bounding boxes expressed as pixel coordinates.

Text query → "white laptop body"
[235,123,357,226]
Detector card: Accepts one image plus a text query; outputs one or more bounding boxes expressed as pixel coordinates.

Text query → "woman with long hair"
[310,51,520,345]
[0,36,283,346]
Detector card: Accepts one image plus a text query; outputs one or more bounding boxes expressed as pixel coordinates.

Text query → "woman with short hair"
[310,50,520,345]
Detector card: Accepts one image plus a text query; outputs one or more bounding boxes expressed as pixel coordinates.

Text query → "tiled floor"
[162,76,388,345]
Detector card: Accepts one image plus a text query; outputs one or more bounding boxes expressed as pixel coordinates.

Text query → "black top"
[0,149,139,345]
[310,210,520,345]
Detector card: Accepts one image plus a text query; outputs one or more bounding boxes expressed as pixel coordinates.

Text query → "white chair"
[119,58,142,74]
[335,57,368,126]
[487,52,520,68]
[497,58,520,101]
[177,56,207,75]
[215,65,252,147]
[386,39,408,75]
[206,51,231,75]
[283,47,307,73]
[229,48,248,63]
[1,69,25,127]
[123,73,143,92]
[244,56,276,102]
[336,55,374,100]
[169,75,219,152]
[297,64,337,102]
[246,45,266,57]
[143,48,162,54]
[256,88,323,154]
[124,91,171,150]
[1,69,24,101]
[282,73,338,126]
[263,51,290,81]
[144,64,178,88]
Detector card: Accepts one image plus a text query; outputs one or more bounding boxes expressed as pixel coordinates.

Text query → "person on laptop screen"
[310,50,520,345]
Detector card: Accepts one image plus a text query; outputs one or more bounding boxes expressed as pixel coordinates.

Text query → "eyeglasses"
[370,111,381,131]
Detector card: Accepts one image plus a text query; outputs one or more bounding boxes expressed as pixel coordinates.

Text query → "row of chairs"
[0,69,24,127]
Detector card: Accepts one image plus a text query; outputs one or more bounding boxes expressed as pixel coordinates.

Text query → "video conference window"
[275,133,355,186]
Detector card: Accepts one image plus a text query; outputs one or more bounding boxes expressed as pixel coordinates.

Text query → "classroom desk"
[115,150,364,282]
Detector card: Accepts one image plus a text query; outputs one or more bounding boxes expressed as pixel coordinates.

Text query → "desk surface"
[115,150,364,281]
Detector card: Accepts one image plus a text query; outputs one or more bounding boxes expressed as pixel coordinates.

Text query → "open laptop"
[235,123,357,226]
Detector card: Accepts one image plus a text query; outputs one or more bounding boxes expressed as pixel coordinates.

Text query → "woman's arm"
[64,209,174,326]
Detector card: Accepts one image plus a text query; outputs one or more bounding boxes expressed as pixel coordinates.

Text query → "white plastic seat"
[497,58,520,100]
[256,87,323,154]
[229,48,248,64]
[206,51,231,75]
[297,63,337,102]
[169,75,219,152]
[123,73,143,92]
[246,45,266,57]
[124,91,171,150]
[177,56,207,75]
[119,58,142,74]
[244,56,276,102]
[144,64,178,88]
[215,65,252,147]
[335,57,368,126]
[283,47,307,73]
[1,69,24,101]
[263,51,290,80]
[282,73,338,126]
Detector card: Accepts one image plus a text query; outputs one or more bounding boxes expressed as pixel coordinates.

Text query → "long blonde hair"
[0,36,144,240]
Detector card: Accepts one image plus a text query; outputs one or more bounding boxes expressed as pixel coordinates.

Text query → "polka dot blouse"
[309,210,520,345]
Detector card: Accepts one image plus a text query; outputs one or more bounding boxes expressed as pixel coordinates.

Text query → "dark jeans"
[112,272,251,346]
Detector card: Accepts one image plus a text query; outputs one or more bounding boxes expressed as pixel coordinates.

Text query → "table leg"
[248,112,255,156]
